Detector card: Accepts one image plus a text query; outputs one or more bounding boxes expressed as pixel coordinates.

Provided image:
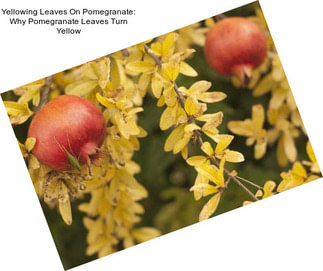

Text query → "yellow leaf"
[173,133,192,154]
[98,57,111,89]
[223,150,245,163]
[180,62,198,77]
[192,173,209,200]
[160,106,176,130]
[126,61,156,73]
[227,120,253,137]
[190,183,218,197]
[161,60,180,81]
[254,139,267,159]
[263,180,276,198]
[188,80,211,95]
[277,136,288,167]
[185,97,201,116]
[201,141,214,156]
[162,32,178,59]
[186,156,207,166]
[198,92,227,103]
[306,141,317,163]
[58,194,72,225]
[199,193,221,221]
[283,132,297,162]
[253,73,274,97]
[181,145,188,160]
[197,112,223,125]
[164,125,185,152]
[4,101,33,125]
[96,93,115,108]
[184,123,200,133]
[25,137,36,152]
[132,227,161,243]
[215,135,234,154]
[252,104,265,129]
[292,162,307,178]
[205,18,215,27]
[65,80,98,96]
[17,84,42,106]
[151,75,163,98]
[195,164,218,183]
[269,88,287,109]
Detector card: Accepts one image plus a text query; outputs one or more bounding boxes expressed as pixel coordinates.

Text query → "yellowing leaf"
[126,61,156,73]
[185,97,201,116]
[195,164,218,183]
[224,150,245,163]
[306,141,316,163]
[96,93,115,108]
[198,92,227,103]
[188,80,211,95]
[253,73,274,96]
[58,190,72,226]
[252,104,265,129]
[151,75,163,98]
[283,132,297,162]
[173,133,192,154]
[65,80,98,96]
[197,112,223,125]
[227,120,254,137]
[254,140,267,160]
[199,193,221,221]
[4,101,33,125]
[164,125,185,152]
[160,106,176,130]
[215,135,234,154]
[25,137,36,152]
[161,60,180,81]
[162,32,178,59]
[186,156,207,166]
[98,57,111,89]
[190,183,218,197]
[132,227,161,243]
[263,180,276,198]
[184,123,200,133]
[201,141,214,156]
[180,62,198,77]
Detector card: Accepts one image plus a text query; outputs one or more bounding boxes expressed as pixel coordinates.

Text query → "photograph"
[1,1,321,269]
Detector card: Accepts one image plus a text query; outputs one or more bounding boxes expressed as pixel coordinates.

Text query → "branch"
[35,76,53,111]
[144,44,162,68]
[121,49,130,57]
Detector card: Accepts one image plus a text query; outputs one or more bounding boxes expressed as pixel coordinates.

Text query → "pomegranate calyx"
[232,64,253,87]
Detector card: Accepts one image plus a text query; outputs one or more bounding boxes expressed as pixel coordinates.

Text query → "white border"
[1,0,323,270]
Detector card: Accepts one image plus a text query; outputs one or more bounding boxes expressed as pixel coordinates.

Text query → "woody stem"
[36,75,53,111]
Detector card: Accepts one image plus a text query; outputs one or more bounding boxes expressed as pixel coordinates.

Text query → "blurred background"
[1,2,309,269]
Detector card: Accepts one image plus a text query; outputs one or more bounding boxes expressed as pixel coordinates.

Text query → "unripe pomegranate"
[28,95,106,171]
[204,17,267,85]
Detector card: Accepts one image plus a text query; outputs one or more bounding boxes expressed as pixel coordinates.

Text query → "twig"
[236,176,263,190]
[35,76,53,111]
[121,49,130,57]
[145,44,259,202]
[144,44,162,68]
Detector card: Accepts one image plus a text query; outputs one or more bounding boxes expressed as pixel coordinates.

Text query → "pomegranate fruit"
[204,17,267,85]
[28,95,106,171]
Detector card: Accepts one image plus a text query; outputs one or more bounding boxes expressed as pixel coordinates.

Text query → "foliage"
[1,2,321,269]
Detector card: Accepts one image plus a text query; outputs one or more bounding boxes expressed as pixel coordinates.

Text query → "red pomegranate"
[204,17,267,85]
[28,95,106,171]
